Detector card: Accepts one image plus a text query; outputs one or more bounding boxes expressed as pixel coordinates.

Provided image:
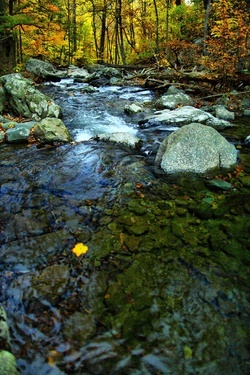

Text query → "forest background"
[0,0,250,81]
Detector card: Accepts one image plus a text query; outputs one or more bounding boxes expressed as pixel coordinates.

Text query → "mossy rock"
[63,312,96,348]
[0,351,19,375]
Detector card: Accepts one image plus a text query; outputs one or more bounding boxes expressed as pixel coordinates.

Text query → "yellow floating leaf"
[72,243,88,257]
[48,350,60,367]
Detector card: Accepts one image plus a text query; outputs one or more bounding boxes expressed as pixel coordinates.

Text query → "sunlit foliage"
[0,0,249,77]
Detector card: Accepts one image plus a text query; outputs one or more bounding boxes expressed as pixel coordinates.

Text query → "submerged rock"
[63,312,96,348]
[31,264,70,305]
[155,123,237,174]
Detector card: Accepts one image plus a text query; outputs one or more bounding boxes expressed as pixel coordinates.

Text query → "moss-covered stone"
[31,264,70,304]
[63,312,96,348]
[0,351,19,375]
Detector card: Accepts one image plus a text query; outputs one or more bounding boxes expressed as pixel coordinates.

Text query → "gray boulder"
[0,116,72,145]
[25,58,61,80]
[243,109,250,116]
[155,123,237,174]
[244,135,250,147]
[215,105,235,120]
[96,132,142,149]
[141,106,232,130]
[1,119,35,143]
[166,85,185,95]
[156,93,194,110]
[67,65,91,80]
[87,65,123,85]
[33,118,72,144]
[124,103,143,114]
[6,126,31,143]
[0,73,62,120]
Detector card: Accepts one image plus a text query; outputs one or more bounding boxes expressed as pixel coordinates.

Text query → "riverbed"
[0,81,249,375]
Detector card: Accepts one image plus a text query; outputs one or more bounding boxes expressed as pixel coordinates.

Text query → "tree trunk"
[153,0,159,54]
[166,0,170,42]
[0,0,16,74]
[72,0,77,53]
[117,0,126,64]
[203,0,211,55]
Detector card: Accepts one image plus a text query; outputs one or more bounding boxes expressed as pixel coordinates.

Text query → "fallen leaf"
[120,233,124,244]
[48,350,60,367]
[72,243,89,257]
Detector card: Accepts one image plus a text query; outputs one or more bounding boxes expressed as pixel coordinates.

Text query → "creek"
[0,80,249,375]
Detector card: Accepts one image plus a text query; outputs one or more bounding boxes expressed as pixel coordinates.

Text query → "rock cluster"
[0,74,71,145]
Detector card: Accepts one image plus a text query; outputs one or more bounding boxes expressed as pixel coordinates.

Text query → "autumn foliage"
[0,0,249,80]
[204,0,250,77]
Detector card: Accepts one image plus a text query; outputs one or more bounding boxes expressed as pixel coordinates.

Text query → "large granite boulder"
[0,73,62,120]
[140,106,232,130]
[25,58,63,80]
[215,105,235,121]
[156,92,194,110]
[33,118,72,144]
[155,123,237,174]
[67,65,91,80]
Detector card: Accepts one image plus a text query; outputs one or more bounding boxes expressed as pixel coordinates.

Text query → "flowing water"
[0,80,249,375]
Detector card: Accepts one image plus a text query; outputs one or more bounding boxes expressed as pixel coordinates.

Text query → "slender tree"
[203,0,211,55]
[0,0,17,73]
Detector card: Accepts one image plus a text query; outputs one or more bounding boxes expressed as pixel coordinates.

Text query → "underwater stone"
[31,264,70,305]
[63,312,96,347]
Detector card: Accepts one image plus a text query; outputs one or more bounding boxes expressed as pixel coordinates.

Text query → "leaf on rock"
[72,243,89,257]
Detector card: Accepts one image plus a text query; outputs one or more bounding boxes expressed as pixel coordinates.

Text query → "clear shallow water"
[42,80,177,147]
[0,82,249,375]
